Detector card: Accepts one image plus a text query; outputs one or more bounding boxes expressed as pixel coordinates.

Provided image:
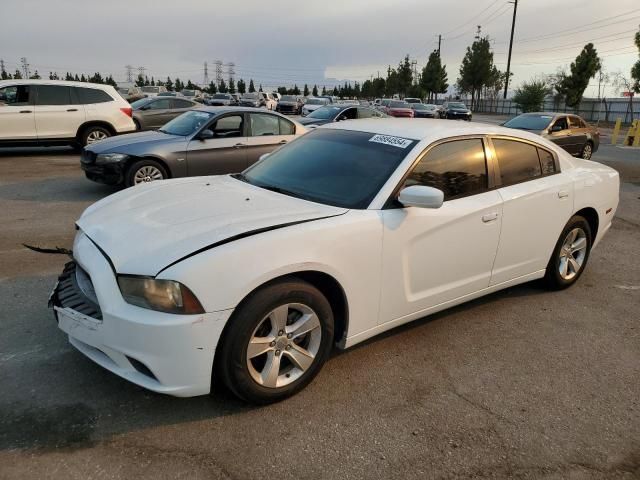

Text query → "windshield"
[241,129,416,209]
[160,110,214,136]
[281,95,297,102]
[448,102,467,109]
[307,105,343,119]
[213,94,230,99]
[306,98,328,105]
[141,86,160,93]
[411,104,429,110]
[404,98,421,103]
[182,90,196,96]
[389,101,410,108]
[503,114,554,131]
[130,98,153,109]
[242,93,259,100]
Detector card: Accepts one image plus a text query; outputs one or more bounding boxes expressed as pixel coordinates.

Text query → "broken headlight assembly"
[96,153,129,164]
[117,276,204,314]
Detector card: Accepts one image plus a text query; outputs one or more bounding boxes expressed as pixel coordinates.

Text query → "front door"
[34,85,85,139]
[547,116,575,154]
[0,84,36,140]
[379,138,503,324]
[186,113,248,176]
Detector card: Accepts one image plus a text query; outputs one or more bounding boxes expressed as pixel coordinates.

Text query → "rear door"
[143,98,174,129]
[489,137,572,285]
[0,84,36,140]
[34,84,85,139]
[568,115,588,153]
[245,113,297,166]
[186,113,248,176]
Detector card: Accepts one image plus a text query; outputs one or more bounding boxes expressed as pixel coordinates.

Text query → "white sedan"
[50,119,619,403]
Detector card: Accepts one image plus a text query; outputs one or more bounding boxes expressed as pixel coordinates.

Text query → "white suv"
[0,80,136,147]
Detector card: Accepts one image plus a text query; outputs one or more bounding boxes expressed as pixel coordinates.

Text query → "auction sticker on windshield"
[369,134,413,149]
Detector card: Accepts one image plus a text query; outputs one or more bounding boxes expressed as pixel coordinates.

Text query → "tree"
[259,84,263,92]
[457,37,494,110]
[321,85,326,95]
[165,77,174,91]
[65,72,74,81]
[248,79,256,92]
[105,75,117,88]
[1,63,9,80]
[421,50,449,101]
[14,69,23,79]
[556,43,601,108]
[513,80,550,112]
[135,74,145,87]
[186,79,195,90]
[632,26,640,92]
[175,78,184,91]
[613,72,637,123]
[207,81,217,94]
[312,84,318,96]
[218,78,227,93]
[303,84,309,96]
[237,78,246,94]
[80,74,87,82]
[89,72,103,84]
[150,76,155,86]
[228,78,236,94]
[396,55,413,96]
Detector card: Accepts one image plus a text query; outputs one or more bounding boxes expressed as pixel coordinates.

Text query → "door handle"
[19,110,32,113]
[233,143,246,148]
[558,190,569,199]
[482,212,499,223]
[66,108,78,112]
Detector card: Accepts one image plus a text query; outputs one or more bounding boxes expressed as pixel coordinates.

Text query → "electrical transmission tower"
[125,65,134,83]
[203,62,209,86]
[214,60,223,84]
[227,62,235,85]
[20,57,30,78]
[0,59,5,75]
[137,66,146,81]
[411,59,418,85]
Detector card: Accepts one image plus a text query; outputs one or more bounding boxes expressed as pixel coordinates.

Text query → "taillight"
[120,107,133,118]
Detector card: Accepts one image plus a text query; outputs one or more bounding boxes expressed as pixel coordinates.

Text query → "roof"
[321,118,559,146]
[0,79,115,89]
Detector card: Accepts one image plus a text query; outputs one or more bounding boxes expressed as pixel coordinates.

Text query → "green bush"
[513,80,550,113]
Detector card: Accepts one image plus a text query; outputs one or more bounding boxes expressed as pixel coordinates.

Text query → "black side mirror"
[199,129,214,140]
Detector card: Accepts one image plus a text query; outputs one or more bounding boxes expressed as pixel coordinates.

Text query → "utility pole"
[0,59,5,77]
[503,0,518,99]
[474,25,482,41]
[437,34,442,56]
[124,65,134,83]
[20,57,30,78]
[203,61,209,87]
[411,59,418,86]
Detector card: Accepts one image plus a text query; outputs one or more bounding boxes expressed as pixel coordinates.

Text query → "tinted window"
[250,113,279,136]
[537,148,556,175]
[131,98,152,109]
[493,139,542,185]
[160,110,214,136]
[569,116,585,128]
[0,85,31,105]
[36,85,71,105]
[212,115,243,138]
[357,107,373,118]
[279,117,295,135]
[172,99,194,109]
[503,114,553,131]
[76,87,112,104]
[149,99,172,109]
[243,129,415,209]
[551,117,568,131]
[405,139,488,200]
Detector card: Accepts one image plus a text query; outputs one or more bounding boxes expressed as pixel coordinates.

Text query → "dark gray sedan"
[131,97,198,131]
[81,107,306,187]
[503,112,600,159]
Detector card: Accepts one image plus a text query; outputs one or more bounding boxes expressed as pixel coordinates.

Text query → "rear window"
[76,87,113,104]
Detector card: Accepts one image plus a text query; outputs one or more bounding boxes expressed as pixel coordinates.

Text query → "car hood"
[85,130,181,153]
[297,117,331,126]
[77,175,347,276]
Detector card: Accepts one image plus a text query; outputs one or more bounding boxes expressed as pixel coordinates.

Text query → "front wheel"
[125,159,168,187]
[581,141,593,160]
[216,279,334,404]
[544,215,592,290]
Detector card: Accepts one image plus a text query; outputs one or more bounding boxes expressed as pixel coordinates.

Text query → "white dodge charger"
[51,119,619,403]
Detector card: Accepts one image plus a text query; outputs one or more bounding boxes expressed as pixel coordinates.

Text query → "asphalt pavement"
[0,129,639,479]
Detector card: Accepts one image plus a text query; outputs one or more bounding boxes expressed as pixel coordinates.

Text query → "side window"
[35,85,71,105]
[493,139,542,185]
[537,148,557,175]
[569,116,586,129]
[212,115,243,138]
[551,117,568,131]
[342,108,357,120]
[149,99,171,109]
[250,113,280,136]
[405,139,488,201]
[279,117,295,135]
[0,85,31,106]
[172,99,193,109]
[76,87,113,104]
[357,107,373,119]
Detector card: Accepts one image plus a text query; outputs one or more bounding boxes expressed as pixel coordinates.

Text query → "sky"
[1,0,638,98]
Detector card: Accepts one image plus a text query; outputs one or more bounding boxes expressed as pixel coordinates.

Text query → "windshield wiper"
[231,172,252,184]
[256,183,312,201]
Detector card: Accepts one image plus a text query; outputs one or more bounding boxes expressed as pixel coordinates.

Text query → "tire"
[133,119,141,131]
[543,215,592,290]
[125,159,168,187]
[216,278,334,404]
[581,141,593,160]
[80,125,111,147]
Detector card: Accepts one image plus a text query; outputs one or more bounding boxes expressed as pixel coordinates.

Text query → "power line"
[441,0,502,38]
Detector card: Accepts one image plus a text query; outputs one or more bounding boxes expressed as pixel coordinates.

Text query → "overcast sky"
[1,0,638,97]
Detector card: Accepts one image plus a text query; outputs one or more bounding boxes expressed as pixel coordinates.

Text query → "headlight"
[96,153,128,164]
[117,276,204,314]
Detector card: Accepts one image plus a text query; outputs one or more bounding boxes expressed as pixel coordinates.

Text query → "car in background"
[276,95,303,115]
[140,86,168,98]
[157,91,182,97]
[239,92,267,108]
[301,97,330,116]
[404,97,422,104]
[0,79,136,147]
[502,112,600,159]
[441,101,472,121]
[297,104,386,127]
[206,93,236,106]
[271,92,282,102]
[57,119,619,402]
[180,89,204,103]
[231,93,242,104]
[80,107,306,187]
[261,92,277,110]
[411,103,439,118]
[130,96,198,131]
[380,100,414,118]
[117,86,145,102]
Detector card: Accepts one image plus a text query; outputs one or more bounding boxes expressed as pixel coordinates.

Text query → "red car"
[381,100,414,118]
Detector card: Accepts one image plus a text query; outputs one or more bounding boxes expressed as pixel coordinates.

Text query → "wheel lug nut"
[278,330,284,336]
[270,341,276,347]
[285,345,291,350]
[287,333,292,339]
[275,350,281,356]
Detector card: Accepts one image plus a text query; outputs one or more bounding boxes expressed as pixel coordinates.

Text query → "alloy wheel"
[246,303,322,389]
[86,130,108,144]
[558,227,588,280]
[133,165,164,184]
[582,143,593,159]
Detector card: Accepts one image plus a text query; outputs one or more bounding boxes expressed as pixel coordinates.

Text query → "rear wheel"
[216,279,334,404]
[544,215,592,290]
[125,159,168,187]
[80,125,111,147]
[581,141,593,160]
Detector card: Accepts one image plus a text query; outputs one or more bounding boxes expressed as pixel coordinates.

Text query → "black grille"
[51,261,102,319]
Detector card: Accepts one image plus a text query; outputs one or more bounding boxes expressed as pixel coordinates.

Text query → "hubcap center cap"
[275,337,288,351]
